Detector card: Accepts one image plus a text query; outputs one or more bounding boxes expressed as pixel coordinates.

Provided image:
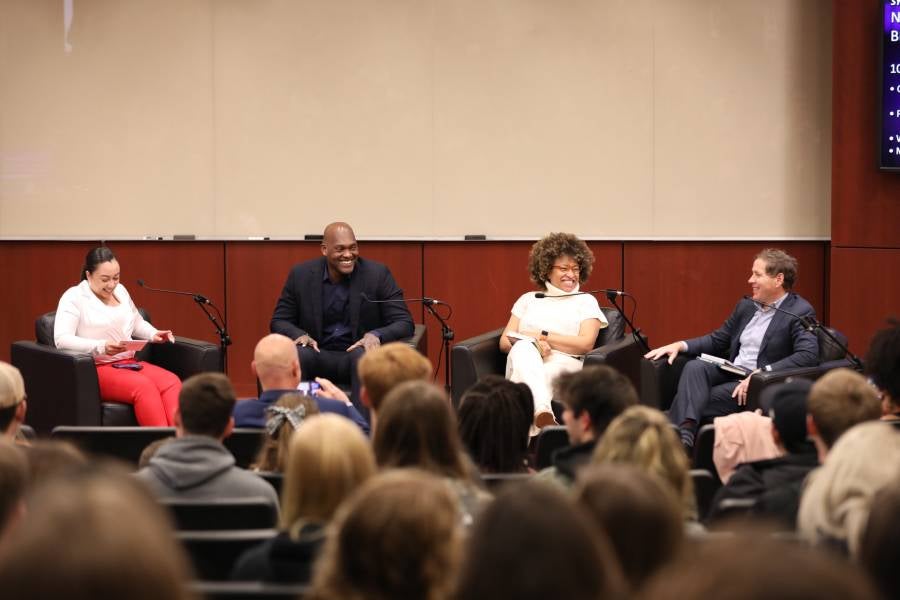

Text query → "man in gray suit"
[644,249,819,449]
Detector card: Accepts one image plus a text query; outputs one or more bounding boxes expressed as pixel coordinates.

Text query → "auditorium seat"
[11,310,221,433]
[190,581,308,599]
[690,468,722,522]
[256,471,284,497]
[161,497,278,531]
[480,472,533,491]
[177,529,278,581]
[450,307,645,407]
[50,426,266,467]
[640,326,854,412]
[533,425,569,470]
[692,424,720,485]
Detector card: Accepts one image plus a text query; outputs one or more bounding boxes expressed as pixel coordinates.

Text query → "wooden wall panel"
[425,241,623,383]
[624,242,828,350]
[112,242,225,346]
[0,241,98,362]
[225,241,423,397]
[832,2,900,248]
[829,247,900,355]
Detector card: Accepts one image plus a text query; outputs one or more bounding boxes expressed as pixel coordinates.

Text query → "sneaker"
[534,411,558,429]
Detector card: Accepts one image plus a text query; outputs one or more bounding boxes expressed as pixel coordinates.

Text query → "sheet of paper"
[122,340,148,351]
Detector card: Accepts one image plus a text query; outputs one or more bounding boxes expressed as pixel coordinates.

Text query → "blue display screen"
[880,1,900,170]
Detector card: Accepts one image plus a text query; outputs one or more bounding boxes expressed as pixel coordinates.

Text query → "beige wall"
[0,0,832,238]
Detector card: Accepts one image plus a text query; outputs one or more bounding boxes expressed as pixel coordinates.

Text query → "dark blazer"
[270,256,414,344]
[685,293,819,372]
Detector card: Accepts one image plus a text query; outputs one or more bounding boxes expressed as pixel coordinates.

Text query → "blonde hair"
[592,405,696,519]
[252,393,320,473]
[311,469,462,600]
[357,342,431,410]
[280,414,375,531]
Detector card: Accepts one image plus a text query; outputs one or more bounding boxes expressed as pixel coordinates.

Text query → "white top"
[511,284,608,357]
[54,280,158,364]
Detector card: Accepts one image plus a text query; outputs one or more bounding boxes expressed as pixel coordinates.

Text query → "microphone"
[361,293,444,306]
[137,279,210,304]
[535,289,626,299]
[741,295,814,330]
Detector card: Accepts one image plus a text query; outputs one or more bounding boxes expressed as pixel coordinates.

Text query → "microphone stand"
[604,291,651,354]
[361,295,455,394]
[137,280,232,373]
[746,296,863,371]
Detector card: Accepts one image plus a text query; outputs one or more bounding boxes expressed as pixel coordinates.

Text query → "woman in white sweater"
[54,247,181,426]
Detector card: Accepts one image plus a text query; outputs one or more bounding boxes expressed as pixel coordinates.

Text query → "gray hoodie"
[136,435,279,510]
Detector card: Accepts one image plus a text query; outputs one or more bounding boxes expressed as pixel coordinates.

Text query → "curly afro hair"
[528,232,594,288]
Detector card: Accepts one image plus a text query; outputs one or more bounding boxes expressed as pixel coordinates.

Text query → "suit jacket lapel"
[348,259,363,336]
[310,258,325,340]
[758,293,791,360]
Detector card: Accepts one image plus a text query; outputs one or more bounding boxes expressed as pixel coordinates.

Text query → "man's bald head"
[253,334,301,390]
[323,222,355,242]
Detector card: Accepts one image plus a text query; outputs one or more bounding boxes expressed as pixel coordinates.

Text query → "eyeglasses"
[552,264,580,274]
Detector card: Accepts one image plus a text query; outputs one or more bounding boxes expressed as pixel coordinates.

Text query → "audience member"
[316,341,432,433]
[798,421,900,557]
[807,368,882,463]
[538,365,637,487]
[310,469,462,600]
[373,380,491,524]
[864,318,900,421]
[455,480,624,600]
[708,379,818,527]
[136,372,278,508]
[0,464,194,600]
[574,464,682,592]
[233,414,376,584]
[234,333,368,433]
[639,530,878,600]
[0,443,27,544]
[860,477,900,600]
[711,410,781,484]
[22,440,86,486]
[251,392,319,472]
[592,405,698,524]
[0,361,27,442]
[457,375,533,474]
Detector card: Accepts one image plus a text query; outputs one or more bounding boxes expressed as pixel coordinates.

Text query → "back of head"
[357,342,432,411]
[798,421,900,557]
[808,369,881,449]
[639,531,877,600]
[0,443,27,537]
[574,464,683,592]
[457,375,532,473]
[0,464,193,600]
[178,372,236,437]
[253,333,299,388]
[864,318,900,410]
[593,405,695,519]
[456,480,623,600]
[311,469,461,600]
[281,413,375,529]
[373,380,467,479]
[253,392,320,473]
[555,365,638,437]
[860,477,900,600]
[23,440,87,486]
[0,361,26,433]
[762,379,813,453]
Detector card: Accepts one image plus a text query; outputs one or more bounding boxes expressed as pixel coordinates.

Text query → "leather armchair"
[450,308,646,407]
[640,326,853,413]
[11,310,221,433]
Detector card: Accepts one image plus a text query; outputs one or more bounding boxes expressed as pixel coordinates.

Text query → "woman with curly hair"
[499,233,607,430]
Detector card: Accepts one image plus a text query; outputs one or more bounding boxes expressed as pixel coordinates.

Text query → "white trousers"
[505,341,584,416]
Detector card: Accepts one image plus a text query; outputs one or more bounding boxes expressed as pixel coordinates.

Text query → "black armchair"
[640,326,854,413]
[11,310,221,433]
[450,308,646,407]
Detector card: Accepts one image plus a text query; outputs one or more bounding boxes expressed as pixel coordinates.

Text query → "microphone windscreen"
[535,293,546,298]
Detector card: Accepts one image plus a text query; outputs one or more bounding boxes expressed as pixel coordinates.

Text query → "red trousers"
[96,361,181,426]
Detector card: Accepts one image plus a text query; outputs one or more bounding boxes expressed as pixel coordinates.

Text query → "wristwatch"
[540,330,549,341]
